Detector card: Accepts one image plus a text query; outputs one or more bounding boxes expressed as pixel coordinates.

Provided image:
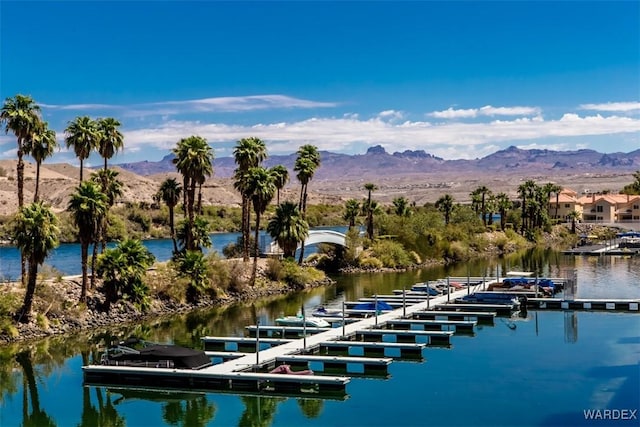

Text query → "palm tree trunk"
[91,242,98,290]
[18,258,38,323]
[242,197,250,261]
[79,159,84,182]
[34,163,41,202]
[298,188,307,264]
[169,206,178,253]
[555,194,560,219]
[17,145,26,286]
[251,213,260,285]
[80,242,89,302]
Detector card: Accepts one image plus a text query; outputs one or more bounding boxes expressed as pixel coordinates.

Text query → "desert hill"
[0,146,637,217]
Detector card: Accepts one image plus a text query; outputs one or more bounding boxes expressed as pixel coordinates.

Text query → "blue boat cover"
[353,301,394,311]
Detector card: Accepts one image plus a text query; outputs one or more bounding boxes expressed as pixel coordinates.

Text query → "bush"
[266,258,324,289]
[371,240,412,268]
[359,257,383,269]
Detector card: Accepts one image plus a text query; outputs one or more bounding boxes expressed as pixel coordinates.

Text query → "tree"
[176,216,212,252]
[65,116,99,182]
[96,117,124,172]
[267,201,309,259]
[90,169,123,254]
[233,137,267,262]
[1,95,42,286]
[495,192,512,231]
[269,164,289,205]
[435,194,455,225]
[11,202,59,322]
[0,94,42,208]
[392,196,411,217]
[567,210,581,234]
[245,166,276,284]
[158,177,182,253]
[294,144,320,263]
[363,183,378,239]
[173,136,213,251]
[97,238,155,310]
[621,170,640,195]
[343,199,360,228]
[543,182,562,221]
[27,121,57,202]
[68,181,107,302]
[471,186,491,226]
[517,180,537,233]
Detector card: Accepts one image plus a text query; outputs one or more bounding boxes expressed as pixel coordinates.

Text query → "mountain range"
[116,145,640,179]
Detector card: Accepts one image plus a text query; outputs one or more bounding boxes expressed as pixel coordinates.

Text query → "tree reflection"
[238,396,283,427]
[297,398,324,418]
[161,395,215,427]
[16,351,55,427]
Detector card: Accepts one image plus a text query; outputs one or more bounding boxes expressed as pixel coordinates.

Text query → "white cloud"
[579,102,640,112]
[429,105,540,119]
[117,112,640,160]
[41,94,338,118]
[377,110,404,121]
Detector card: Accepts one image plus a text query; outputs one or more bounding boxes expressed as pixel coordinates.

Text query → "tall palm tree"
[173,136,213,251]
[233,137,267,261]
[158,177,182,253]
[27,121,57,202]
[472,185,491,226]
[68,181,107,302]
[65,116,99,182]
[392,196,411,217]
[1,95,42,286]
[267,201,309,259]
[269,164,289,205]
[90,169,123,261]
[294,145,320,263]
[343,199,360,228]
[543,182,562,221]
[517,180,537,233]
[11,202,59,322]
[245,166,276,285]
[0,94,42,208]
[567,210,581,234]
[96,117,124,172]
[436,194,455,225]
[363,183,378,239]
[495,192,512,231]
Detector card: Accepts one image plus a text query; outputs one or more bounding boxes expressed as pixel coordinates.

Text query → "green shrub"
[371,240,412,268]
[359,257,383,269]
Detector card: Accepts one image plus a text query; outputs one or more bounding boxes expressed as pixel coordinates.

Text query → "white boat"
[312,306,348,318]
[275,315,330,328]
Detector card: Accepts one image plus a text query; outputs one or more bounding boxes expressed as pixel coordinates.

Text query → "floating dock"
[526,298,639,311]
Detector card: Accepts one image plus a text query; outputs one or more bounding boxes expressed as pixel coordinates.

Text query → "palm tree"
[471,185,491,226]
[343,199,360,228]
[245,166,276,285]
[0,94,42,208]
[392,196,411,217]
[267,201,309,259]
[363,183,378,239]
[65,116,99,181]
[11,202,59,322]
[543,182,562,221]
[294,145,320,263]
[269,164,289,205]
[567,210,581,234]
[27,121,57,202]
[233,137,267,261]
[1,95,42,286]
[158,177,182,253]
[96,117,124,172]
[436,194,455,225]
[517,180,537,233]
[68,181,107,302]
[173,136,214,251]
[90,169,123,256]
[495,192,512,231]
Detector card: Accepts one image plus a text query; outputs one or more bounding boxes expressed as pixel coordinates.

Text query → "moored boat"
[275,315,331,328]
[99,338,212,370]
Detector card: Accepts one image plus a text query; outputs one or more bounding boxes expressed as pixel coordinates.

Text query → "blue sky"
[1,1,639,167]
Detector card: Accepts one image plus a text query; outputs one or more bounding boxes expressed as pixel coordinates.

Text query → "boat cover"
[110,344,212,369]
[353,301,393,311]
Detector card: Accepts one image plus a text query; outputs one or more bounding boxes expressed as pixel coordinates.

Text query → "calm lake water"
[0,252,638,427]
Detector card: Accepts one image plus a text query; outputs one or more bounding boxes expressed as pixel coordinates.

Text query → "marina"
[83,271,639,398]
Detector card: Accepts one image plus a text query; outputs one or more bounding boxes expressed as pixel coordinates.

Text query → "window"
[596,205,603,213]
[633,204,639,210]
[564,204,571,208]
